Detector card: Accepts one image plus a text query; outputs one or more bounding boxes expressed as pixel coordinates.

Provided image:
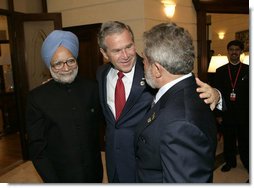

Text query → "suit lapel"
[117,55,147,122]
[135,75,196,141]
[136,102,160,130]
[158,75,196,109]
[100,64,115,123]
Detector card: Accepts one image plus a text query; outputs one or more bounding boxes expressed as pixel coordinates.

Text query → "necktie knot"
[118,71,124,79]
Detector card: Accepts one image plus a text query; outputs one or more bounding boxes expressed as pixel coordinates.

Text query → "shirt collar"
[111,64,136,81]
[154,73,192,103]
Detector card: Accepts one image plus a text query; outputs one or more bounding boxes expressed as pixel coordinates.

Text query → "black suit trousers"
[222,122,249,171]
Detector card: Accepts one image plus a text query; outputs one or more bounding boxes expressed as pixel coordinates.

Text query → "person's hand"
[195,77,220,110]
[42,78,53,85]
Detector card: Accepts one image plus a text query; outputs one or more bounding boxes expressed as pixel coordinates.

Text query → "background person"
[214,40,249,173]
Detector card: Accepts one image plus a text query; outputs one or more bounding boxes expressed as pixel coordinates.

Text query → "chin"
[122,63,135,73]
[50,67,78,84]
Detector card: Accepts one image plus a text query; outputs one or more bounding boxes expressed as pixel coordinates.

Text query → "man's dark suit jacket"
[96,55,155,182]
[214,63,249,125]
[26,77,103,183]
[135,75,217,183]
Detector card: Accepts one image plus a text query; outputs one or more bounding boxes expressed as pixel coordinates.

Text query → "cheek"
[143,59,150,70]
[129,48,136,57]
[143,63,148,71]
[110,54,119,64]
[144,64,150,75]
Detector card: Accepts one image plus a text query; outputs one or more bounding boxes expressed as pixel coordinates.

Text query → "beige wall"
[0,0,8,9]
[210,14,249,56]
[46,0,198,73]
[0,0,42,12]
[13,0,43,13]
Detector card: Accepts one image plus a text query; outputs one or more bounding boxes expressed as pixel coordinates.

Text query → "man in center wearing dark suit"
[135,22,217,183]
[96,21,219,183]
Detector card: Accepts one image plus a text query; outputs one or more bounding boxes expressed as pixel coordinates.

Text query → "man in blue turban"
[26,30,103,183]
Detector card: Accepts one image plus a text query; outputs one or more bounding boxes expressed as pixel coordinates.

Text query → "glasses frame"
[51,57,77,70]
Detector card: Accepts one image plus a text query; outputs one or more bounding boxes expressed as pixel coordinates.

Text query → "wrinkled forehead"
[104,30,134,50]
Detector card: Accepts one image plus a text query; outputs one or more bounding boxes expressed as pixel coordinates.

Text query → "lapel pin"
[140,80,145,86]
[140,78,146,86]
[151,112,156,121]
[147,117,152,123]
[147,112,156,124]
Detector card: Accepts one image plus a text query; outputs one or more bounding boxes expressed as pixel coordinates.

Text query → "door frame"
[192,0,249,81]
[63,23,103,80]
[12,13,62,159]
[63,23,106,151]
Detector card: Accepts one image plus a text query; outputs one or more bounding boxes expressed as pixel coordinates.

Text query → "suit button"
[139,136,146,143]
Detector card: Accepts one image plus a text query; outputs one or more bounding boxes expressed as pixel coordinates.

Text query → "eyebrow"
[228,47,241,50]
[110,43,134,52]
[51,57,75,63]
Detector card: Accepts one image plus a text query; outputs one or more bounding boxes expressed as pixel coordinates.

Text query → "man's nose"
[62,62,70,70]
[121,49,128,58]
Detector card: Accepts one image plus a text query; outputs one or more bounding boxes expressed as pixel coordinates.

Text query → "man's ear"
[154,62,162,78]
[100,48,109,60]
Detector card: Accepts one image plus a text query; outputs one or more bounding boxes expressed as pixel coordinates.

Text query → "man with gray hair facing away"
[26,30,103,183]
[135,22,217,183]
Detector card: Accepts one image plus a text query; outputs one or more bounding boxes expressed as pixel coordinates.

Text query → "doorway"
[0,14,22,175]
[63,23,106,151]
[0,12,62,175]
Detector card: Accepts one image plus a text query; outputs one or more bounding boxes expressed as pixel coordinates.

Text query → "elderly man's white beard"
[145,66,157,89]
[50,66,78,84]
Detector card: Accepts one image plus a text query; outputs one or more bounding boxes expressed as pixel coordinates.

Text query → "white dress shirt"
[106,65,135,117]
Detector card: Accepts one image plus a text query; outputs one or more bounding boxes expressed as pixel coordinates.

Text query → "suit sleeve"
[26,93,59,182]
[160,121,215,183]
[214,68,227,113]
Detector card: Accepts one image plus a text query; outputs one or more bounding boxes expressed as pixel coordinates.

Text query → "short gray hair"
[143,22,194,74]
[97,21,134,51]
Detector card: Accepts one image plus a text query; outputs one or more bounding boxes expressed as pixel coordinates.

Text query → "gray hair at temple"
[97,21,134,51]
[143,22,194,75]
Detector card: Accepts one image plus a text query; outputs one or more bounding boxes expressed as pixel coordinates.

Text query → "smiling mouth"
[60,70,73,75]
[120,59,132,65]
[122,61,130,64]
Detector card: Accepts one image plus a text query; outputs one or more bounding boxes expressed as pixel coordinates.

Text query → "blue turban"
[41,30,79,68]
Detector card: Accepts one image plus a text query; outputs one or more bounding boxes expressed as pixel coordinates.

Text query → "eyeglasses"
[51,57,77,70]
